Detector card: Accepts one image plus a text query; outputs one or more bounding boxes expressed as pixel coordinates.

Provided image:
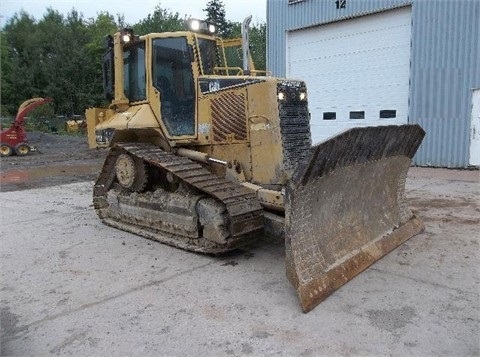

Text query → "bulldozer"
[86,17,425,312]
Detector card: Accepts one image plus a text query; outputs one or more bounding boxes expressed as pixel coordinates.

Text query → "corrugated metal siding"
[267,0,480,167]
[409,0,480,167]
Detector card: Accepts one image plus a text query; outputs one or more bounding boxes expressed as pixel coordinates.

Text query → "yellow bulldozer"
[86,17,425,312]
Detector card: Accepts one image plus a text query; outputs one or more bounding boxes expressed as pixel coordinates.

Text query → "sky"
[0,0,266,27]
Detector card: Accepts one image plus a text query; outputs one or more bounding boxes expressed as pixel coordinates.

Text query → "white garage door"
[287,7,412,144]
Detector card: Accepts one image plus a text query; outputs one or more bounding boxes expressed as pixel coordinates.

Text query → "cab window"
[123,41,146,102]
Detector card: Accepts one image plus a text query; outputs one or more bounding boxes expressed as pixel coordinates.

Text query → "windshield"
[197,38,219,75]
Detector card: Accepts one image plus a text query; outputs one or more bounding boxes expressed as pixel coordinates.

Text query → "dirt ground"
[0,131,107,192]
[0,131,479,355]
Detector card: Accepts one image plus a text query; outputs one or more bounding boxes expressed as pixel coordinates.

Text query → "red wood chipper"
[0,97,53,157]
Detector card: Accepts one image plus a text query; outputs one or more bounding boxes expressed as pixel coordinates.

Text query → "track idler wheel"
[115,153,148,192]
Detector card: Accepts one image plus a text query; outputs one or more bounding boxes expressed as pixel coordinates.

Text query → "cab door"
[152,37,195,136]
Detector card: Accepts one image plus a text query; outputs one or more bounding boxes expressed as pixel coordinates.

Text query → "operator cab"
[101,19,251,140]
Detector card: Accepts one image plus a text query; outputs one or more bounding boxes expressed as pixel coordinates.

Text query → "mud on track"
[0,131,108,192]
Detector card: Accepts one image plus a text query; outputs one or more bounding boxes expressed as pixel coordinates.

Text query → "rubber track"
[94,142,264,240]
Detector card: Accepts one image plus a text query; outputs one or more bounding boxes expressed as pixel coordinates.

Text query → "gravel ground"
[0,131,479,356]
[0,168,478,356]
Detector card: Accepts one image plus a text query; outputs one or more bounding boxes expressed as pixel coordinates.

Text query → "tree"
[134,4,184,35]
[202,1,266,70]
[0,31,13,116]
[249,22,266,71]
[84,12,119,107]
[0,3,267,122]
[203,0,233,37]
[0,9,122,117]
[1,11,40,115]
[35,8,96,115]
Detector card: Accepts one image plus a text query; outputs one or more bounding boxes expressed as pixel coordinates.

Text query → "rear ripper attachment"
[284,124,426,312]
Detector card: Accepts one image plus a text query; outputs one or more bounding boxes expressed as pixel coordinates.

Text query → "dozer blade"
[285,124,426,312]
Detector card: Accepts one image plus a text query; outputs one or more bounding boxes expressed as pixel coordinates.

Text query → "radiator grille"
[278,83,311,172]
[211,93,247,142]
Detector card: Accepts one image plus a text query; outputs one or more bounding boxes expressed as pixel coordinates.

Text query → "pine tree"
[203,0,232,37]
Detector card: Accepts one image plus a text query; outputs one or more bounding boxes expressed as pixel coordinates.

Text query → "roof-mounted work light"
[186,19,216,35]
[120,28,137,45]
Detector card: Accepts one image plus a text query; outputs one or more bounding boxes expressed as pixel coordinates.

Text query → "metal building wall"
[409,0,480,167]
[267,0,480,167]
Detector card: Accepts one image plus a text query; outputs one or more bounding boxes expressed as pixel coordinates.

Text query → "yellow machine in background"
[66,116,87,133]
[86,17,425,312]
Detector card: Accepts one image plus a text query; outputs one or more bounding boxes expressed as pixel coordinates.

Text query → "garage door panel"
[288,9,411,48]
[293,56,409,78]
[312,81,409,102]
[289,28,410,64]
[287,7,412,144]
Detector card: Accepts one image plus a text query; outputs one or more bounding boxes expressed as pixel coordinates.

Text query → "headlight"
[95,128,115,145]
[277,80,308,103]
[190,20,201,31]
[120,28,136,45]
[187,19,216,35]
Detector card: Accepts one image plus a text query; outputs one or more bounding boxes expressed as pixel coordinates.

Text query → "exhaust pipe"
[242,15,252,75]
